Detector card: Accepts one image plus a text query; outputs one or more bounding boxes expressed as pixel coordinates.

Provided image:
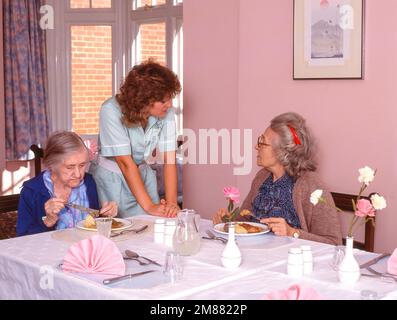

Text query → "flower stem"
[320,197,343,212]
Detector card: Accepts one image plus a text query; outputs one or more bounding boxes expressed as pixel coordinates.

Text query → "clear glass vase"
[338,236,361,284]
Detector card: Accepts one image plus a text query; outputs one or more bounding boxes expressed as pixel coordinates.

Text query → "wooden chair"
[0,145,44,239]
[30,144,44,177]
[331,192,375,252]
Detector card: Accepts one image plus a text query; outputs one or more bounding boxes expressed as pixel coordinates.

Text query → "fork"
[366,266,397,282]
[206,230,228,244]
[110,225,148,238]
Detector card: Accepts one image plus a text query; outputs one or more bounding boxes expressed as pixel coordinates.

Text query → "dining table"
[0,215,396,300]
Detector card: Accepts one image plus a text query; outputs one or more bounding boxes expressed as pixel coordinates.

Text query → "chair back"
[331,192,375,252]
[0,145,44,238]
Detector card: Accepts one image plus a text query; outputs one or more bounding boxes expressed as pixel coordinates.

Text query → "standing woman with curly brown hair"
[90,60,181,218]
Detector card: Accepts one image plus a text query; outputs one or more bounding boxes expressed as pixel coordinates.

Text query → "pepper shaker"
[301,245,313,275]
[287,247,303,277]
[154,218,165,244]
[164,220,176,247]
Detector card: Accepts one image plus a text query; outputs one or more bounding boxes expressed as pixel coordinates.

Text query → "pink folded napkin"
[387,249,397,275]
[62,235,125,276]
[263,284,323,300]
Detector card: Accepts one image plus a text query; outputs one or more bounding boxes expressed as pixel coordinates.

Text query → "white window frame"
[129,0,183,134]
[46,0,183,137]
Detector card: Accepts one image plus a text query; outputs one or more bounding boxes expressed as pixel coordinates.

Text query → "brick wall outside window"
[71,25,112,135]
[70,0,167,135]
[70,0,112,9]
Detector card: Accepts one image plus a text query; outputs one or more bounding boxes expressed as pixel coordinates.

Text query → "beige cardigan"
[240,169,343,245]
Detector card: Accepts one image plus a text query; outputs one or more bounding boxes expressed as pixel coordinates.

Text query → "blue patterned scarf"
[252,173,301,229]
[43,170,90,230]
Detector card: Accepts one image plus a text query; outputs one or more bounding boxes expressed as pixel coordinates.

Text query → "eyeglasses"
[257,135,272,149]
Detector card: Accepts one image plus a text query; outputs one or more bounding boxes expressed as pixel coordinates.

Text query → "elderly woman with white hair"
[214,112,342,245]
[16,131,117,236]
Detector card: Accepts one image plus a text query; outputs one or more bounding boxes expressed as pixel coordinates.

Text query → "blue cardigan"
[16,172,100,236]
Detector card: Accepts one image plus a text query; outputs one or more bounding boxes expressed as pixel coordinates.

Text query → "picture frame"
[293,0,364,79]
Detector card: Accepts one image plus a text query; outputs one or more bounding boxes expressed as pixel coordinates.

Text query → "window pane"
[71,26,113,135]
[91,0,112,8]
[70,0,90,8]
[138,22,166,65]
[174,20,183,136]
[70,0,112,9]
[175,0,183,4]
[134,0,166,10]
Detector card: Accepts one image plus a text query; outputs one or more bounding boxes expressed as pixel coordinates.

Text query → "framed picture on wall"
[293,0,364,79]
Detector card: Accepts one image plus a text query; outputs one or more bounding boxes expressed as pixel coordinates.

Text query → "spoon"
[123,251,150,266]
[125,250,162,267]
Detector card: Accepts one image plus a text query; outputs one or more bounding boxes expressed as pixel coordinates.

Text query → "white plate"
[76,218,132,232]
[213,222,270,237]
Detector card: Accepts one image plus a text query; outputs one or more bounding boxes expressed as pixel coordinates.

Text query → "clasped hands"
[147,199,180,218]
[43,198,118,228]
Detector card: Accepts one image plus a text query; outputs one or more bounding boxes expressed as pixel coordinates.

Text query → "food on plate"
[223,222,263,234]
[239,209,252,217]
[84,215,95,228]
[111,220,124,229]
[235,223,249,234]
[83,215,124,229]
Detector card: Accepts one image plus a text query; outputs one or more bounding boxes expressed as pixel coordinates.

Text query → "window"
[46,0,183,137]
[70,0,112,9]
[71,25,113,135]
[137,22,166,65]
[130,0,183,134]
[134,0,166,10]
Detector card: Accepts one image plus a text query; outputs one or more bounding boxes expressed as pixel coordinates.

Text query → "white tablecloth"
[0,216,396,300]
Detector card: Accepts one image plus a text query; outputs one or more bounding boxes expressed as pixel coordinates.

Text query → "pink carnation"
[355,199,375,218]
[223,187,240,204]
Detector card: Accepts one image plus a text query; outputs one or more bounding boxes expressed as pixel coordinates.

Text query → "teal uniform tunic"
[90,97,177,218]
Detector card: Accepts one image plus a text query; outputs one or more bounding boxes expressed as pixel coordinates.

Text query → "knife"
[359,253,390,269]
[66,203,101,218]
[103,270,156,285]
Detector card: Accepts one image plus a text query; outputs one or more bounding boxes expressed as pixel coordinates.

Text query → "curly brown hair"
[116,60,181,127]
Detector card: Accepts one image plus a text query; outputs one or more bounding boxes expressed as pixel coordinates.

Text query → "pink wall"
[183,0,240,216]
[185,0,397,252]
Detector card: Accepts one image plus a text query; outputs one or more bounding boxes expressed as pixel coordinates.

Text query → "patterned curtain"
[3,0,49,160]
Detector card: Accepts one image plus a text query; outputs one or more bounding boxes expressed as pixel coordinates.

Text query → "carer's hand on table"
[160,199,180,217]
[147,201,179,218]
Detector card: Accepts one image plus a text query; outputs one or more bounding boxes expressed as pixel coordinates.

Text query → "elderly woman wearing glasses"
[16,131,117,236]
[213,112,342,245]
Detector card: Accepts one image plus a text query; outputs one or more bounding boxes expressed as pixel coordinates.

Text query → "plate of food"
[213,222,270,237]
[76,215,132,232]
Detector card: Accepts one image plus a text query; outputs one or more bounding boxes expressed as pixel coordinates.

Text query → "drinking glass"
[361,290,378,300]
[163,251,183,283]
[331,245,345,271]
[95,217,112,238]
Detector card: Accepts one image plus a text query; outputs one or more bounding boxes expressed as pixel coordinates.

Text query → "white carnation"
[371,194,387,210]
[310,189,323,206]
[358,166,375,186]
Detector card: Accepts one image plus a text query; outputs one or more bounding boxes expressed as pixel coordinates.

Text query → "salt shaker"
[221,223,242,269]
[301,245,313,275]
[154,218,165,244]
[164,220,176,247]
[287,247,303,277]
